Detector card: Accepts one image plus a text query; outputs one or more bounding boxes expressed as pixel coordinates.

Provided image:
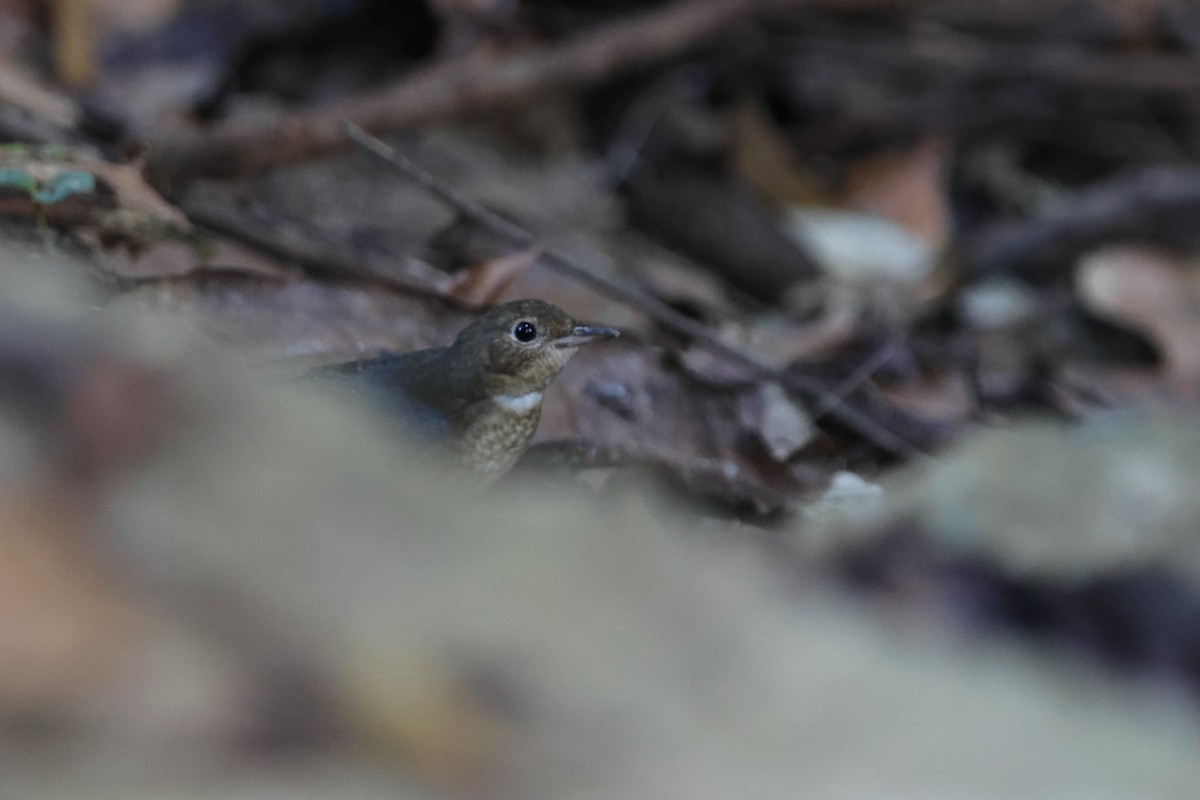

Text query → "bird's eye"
[512,320,538,343]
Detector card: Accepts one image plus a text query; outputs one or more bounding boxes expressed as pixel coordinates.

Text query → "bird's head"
[451,299,619,397]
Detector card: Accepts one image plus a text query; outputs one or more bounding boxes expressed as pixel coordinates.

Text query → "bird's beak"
[552,325,620,349]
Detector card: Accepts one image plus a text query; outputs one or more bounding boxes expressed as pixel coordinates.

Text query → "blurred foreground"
[2,232,1200,799]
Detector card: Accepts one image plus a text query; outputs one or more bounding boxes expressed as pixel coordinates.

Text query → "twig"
[345,122,923,459]
[808,344,895,421]
[143,0,878,192]
[179,181,442,295]
[963,166,1200,279]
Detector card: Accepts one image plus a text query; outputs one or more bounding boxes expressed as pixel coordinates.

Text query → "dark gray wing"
[309,348,477,443]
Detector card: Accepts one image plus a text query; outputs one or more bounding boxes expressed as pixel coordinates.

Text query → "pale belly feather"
[455,405,541,478]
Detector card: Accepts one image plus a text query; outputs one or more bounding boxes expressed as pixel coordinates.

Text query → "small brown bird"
[319,299,619,480]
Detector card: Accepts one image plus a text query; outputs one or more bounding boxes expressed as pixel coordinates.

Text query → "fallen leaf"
[78,156,191,230]
[675,346,759,389]
[749,308,862,366]
[0,149,193,255]
[840,135,953,248]
[785,207,935,284]
[441,248,540,306]
[1077,245,1200,386]
[0,58,81,127]
[802,470,884,520]
[729,97,832,207]
[881,371,973,425]
[740,381,815,462]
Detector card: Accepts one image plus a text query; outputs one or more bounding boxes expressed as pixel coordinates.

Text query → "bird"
[314,299,619,480]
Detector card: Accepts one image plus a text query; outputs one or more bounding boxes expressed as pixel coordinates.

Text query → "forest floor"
[4,1,1200,797]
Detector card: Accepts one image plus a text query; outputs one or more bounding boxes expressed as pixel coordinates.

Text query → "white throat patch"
[494,391,542,414]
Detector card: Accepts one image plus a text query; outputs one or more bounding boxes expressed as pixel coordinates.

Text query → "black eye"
[513,321,537,343]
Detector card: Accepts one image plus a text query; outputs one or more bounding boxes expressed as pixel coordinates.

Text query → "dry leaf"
[0,149,193,260]
[786,207,935,284]
[730,97,831,207]
[1077,245,1200,386]
[676,346,759,388]
[840,135,953,248]
[0,62,80,127]
[741,382,815,462]
[882,371,973,425]
[750,306,862,366]
[441,248,540,306]
[77,156,191,230]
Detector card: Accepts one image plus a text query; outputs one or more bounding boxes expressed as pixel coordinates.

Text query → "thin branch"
[963,166,1200,279]
[180,181,442,295]
[808,344,895,421]
[344,122,924,459]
